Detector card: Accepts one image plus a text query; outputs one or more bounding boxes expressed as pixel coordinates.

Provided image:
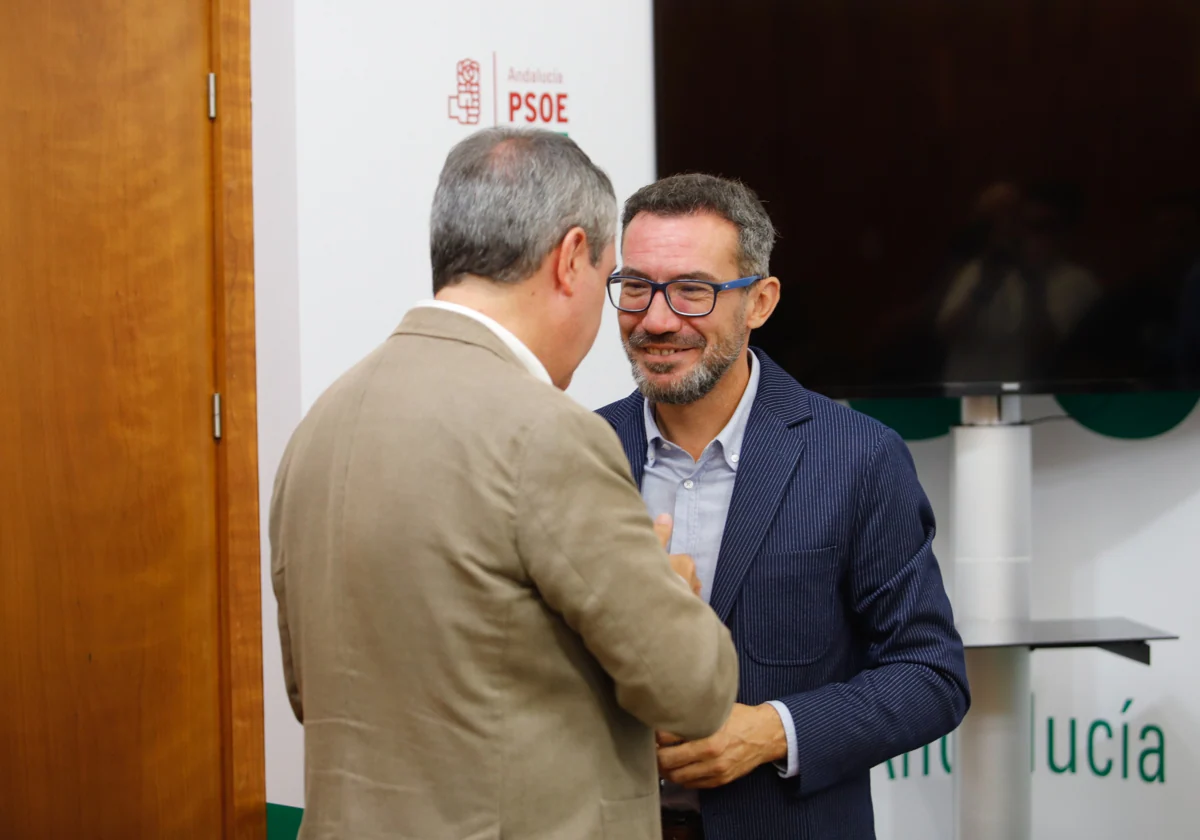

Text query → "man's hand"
[653,513,701,596]
[656,703,788,788]
[668,554,701,596]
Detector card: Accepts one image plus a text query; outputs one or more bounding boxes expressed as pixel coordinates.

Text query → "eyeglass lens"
[609,279,715,315]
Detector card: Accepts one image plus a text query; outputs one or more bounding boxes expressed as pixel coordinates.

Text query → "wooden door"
[0,1,263,838]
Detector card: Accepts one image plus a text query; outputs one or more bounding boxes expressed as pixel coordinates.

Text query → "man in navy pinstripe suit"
[597,174,970,839]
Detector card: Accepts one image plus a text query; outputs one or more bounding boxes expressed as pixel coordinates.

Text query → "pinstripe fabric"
[598,349,970,840]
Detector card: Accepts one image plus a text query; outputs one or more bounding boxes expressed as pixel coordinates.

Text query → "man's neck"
[653,351,752,460]
[434,279,556,377]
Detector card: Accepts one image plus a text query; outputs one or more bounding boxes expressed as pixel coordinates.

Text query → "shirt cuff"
[766,700,799,778]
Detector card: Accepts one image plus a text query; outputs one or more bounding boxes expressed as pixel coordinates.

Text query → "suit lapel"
[621,416,648,489]
[708,410,806,623]
[707,350,812,623]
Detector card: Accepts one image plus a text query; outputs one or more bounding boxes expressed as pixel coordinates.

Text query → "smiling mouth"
[643,347,694,357]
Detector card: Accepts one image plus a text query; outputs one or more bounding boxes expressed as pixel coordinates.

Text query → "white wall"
[250,0,304,810]
[252,1,1199,834]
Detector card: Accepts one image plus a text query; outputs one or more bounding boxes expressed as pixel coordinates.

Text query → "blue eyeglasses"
[607,274,761,317]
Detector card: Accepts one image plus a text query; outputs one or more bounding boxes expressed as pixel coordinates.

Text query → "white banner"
[254,0,655,812]
[290,0,652,415]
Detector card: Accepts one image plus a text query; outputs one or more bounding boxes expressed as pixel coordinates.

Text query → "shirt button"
[683,479,695,490]
[731,453,740,463]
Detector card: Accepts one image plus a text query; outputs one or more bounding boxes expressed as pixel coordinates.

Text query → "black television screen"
[652,0,1200,397]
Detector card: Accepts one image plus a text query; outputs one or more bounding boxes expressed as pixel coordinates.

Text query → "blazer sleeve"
[780,428,970,796]
[268,441,304,724]
[515,406,739,741]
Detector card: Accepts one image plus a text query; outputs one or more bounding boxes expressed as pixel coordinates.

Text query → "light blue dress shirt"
[638,352,799,811]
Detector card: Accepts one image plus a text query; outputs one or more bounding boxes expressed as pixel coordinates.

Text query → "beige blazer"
[270,307,738,840]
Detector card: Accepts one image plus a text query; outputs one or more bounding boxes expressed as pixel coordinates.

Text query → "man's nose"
[641,289,684,335]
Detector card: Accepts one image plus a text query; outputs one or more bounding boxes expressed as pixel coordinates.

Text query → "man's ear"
[746,276,781,330]
[554,226,590,296]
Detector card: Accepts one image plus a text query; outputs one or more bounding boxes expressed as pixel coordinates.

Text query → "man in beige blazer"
[270,127,739,840]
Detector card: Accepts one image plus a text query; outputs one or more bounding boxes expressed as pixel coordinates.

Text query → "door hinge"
[207,73,217,120]
[213,393,223,440]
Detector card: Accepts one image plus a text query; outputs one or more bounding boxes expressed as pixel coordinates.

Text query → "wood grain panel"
[0,1,222,837]
[212,1,268,838]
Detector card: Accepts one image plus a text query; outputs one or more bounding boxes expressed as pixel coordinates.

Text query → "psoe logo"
[446,55,570,132]
[448,58,482,126]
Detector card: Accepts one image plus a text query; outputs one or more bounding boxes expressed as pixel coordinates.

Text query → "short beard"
[624,321,749,406]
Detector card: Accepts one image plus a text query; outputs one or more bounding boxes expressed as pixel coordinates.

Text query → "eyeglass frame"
[606,274,762,318]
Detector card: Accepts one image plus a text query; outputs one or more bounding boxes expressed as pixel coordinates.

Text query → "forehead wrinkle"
[623,217,739,278]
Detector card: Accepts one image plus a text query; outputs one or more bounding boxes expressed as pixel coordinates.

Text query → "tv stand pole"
[952,395,1032,840]
[947,396,1178,839]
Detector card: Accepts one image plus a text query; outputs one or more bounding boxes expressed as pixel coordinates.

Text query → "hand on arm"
[656,703,788,789]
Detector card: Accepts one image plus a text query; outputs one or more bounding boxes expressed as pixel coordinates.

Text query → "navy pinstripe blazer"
[597,349,970,840]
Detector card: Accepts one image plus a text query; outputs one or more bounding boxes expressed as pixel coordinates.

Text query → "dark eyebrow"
[617,267,722,283]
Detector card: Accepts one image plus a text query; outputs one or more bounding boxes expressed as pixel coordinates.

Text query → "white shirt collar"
[411,300,552,386]
[642,350,761,470]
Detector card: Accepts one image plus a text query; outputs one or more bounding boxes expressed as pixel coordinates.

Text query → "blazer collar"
[599,387,651,488]
[392,305,528,373]
[603,348,812,461]
[744,348,813,429]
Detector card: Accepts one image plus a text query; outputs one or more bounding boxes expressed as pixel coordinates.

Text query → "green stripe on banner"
[848,397,959,441]
[267,803,303,840]
[849,392,1200,441]
[1054,391,1200,439]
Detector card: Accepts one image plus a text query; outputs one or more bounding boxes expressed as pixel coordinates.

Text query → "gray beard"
[626,323,749,405]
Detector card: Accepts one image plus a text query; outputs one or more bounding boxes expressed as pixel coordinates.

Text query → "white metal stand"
[952,395,1032,840]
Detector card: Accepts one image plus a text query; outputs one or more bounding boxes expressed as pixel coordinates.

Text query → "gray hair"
[621,173,776,277]
[430,127,617,293]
